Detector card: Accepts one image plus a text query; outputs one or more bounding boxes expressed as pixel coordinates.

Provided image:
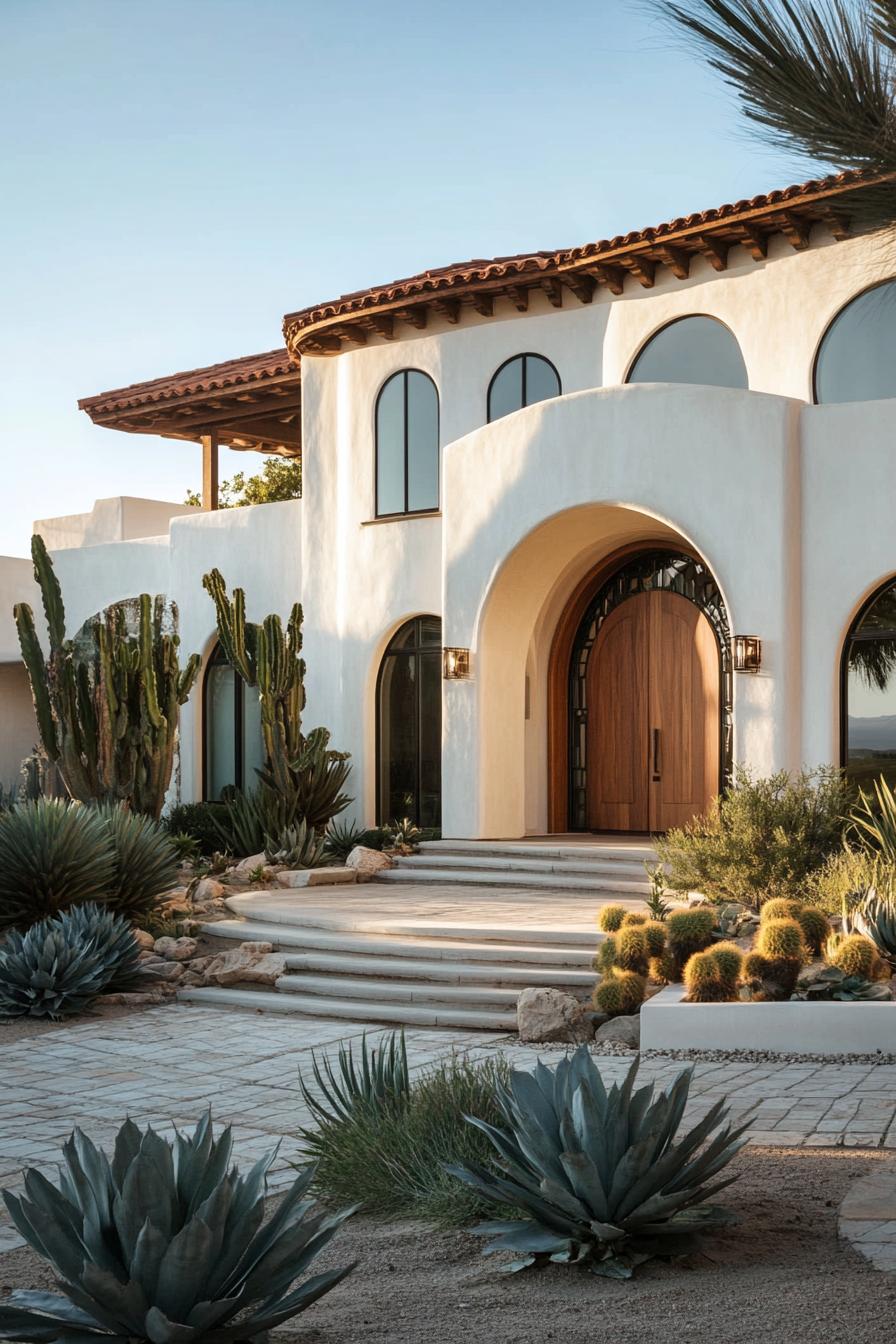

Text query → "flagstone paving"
[6,1002,896,1255]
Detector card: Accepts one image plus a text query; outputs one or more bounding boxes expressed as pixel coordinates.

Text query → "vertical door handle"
[652,727,661,781]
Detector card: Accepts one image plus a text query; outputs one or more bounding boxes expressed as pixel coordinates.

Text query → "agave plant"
[0,903,149,1018]
[0,1114,355,1344]
[264,819,328,870]
[299,1029,410,1132]
[448,1049,750,1277]
[849,778,896,863]
[92,803,181,921]
[849,885,896,964]
[0,800,116,932]
[323,817,370,861]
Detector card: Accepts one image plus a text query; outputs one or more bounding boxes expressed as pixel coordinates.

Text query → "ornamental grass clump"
[0,1113,355,1344]
[448,1049,749,1277]
[298,1030,511,1225]
[0,800,115,932]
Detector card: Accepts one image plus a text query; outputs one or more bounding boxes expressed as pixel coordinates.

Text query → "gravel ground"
[2,1149,895,1343]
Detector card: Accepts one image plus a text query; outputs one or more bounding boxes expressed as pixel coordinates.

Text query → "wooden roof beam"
[508,284,530,312]
[433,298,461,324]
[365,315,395,340]
[540,277,564,308]
[736,224,769,260]
[395,306,428,330]
[620,255,655,288]
[655,245,690,280]
[158,391,304,433]
[471,292,494,317]
[593,264,626,296]
[819,209,851,240]
[695,235,729,271]
[778,211,812,250]
[562,272,596,304]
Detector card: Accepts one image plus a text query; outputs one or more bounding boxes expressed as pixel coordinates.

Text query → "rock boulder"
[517,987,595,1044]
[345,846,394,882]
[594,1014,641,1049]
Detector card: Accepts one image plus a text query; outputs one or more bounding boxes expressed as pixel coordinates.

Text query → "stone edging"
[839,1166,896,1270]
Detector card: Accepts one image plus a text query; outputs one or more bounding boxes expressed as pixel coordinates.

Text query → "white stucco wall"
[35,496,198,549]
[0,556,38,662]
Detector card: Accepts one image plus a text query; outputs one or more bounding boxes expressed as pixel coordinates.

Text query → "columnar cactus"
[14,536,200,817]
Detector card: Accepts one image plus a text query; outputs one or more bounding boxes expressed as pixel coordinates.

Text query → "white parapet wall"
[641,983,896,1056]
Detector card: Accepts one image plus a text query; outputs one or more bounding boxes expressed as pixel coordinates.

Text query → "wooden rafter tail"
[507,284,530,312]
[819,209,851,240]
[777,211,812,251]
[593,264,626,296]
[737,224,769,260]
[540,277,564,308]
[620,254,655,288]
[655,245,690,280]
[471,292,494,317]
[433,298,461,324]
[562,272,596,304]
[696,235,729,272]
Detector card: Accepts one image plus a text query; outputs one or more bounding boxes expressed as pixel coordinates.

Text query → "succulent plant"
[709,941,744,994]
[828,933,886,980]
[264,818,328,869]
[614,926,650,976]
[15,535,200,818]
[447,1050,749,1277]
[92,803,181,922]
[0,921,113,1019]
[851,887,896,965]
[643,861,672,920]
[0,800,116,932]
[598,905,626,933]
[794,966,893,1002]
[796,906,831,956]
[621,911,648,927]
[0,1113,355,1343]
[62,902,148,992]
[666,907,715,976]
[650,948,679,984]
[299,1029,410,1130]
[643,919,668,958]
[323,817,369,861]
[593,970,646,1017]
[760,897,804,923]
[594,937,618,974]
[757,917,806,962]
[683,950,725,1002]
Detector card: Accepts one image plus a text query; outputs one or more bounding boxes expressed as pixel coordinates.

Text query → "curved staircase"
[178,840,660,1030]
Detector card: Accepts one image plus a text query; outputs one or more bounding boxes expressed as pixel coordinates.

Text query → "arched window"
[375,370,439,517]
[203,642,265,800]
[843,578,896,789]
[815,281,896,403]
[627,316,748,389]
[377,616,442,826]
[488,353,561,422]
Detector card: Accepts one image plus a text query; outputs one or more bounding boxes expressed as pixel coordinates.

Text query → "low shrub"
[593,969,646,1017]
[298,1031,511,1225]
[808,846,893,915]
[448,1050,749,1278]
[0,1114,355,1341]
[92,803,180,922]
[656,766,850,909]
[0,800,115,931]
[162,800,232,855]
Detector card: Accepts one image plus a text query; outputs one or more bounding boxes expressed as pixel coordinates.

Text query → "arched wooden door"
[586,589,719,832]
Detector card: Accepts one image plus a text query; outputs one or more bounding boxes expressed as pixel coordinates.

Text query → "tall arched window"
[375,370,439,517]
[815,280,896,403]
[627,316,748,389]
[488,353,561,422]
[203,643,266,799]
[377,616,442,826]
[843,578,896,789]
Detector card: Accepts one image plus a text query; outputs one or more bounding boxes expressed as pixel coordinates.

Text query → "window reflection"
[845,581,896,790]
[816,281,896,403]
[203,643,266,799]
[376,370,439,516]
[488,354,561,422]
[627,316,748,389]
[378,617,442,826]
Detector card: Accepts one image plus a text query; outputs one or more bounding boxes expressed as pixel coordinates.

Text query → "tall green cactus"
[14,535,201,818]
[203,569,351,825]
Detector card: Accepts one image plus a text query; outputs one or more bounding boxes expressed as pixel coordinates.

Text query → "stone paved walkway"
[6,1002,896,1255]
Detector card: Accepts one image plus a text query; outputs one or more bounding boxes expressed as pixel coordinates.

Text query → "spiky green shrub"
[852,888,896,965]
[849,776,896,863]
[808,845,890,915]
[448,1050,748,1277]
[298,1031,510,1225]
[643,919,668,957]
[323,817,370,861]
[796,906,831,956]
[614,926,650,975]
[666,907,715,976]
[644,860,672,919]
[683,950,726,1002]
[163,801,232,856]
[593,970,646,1017]
[760,897,804,923]
[598,904,626,932]
[92,803,180,922]
[264,818,328,869]
[710,941,744,994]
[621,911,647,927]
[0,800,116,932]
[0,1114,354,1343]
[757,917,806,962]
[829,933,884,980]
[656,766,850,908]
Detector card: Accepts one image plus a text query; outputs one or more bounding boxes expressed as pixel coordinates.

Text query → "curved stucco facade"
[3,221,896,833]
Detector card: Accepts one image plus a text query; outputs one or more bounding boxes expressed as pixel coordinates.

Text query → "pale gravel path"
[6,1002,896,1255]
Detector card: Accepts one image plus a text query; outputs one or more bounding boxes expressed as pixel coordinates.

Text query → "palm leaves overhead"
[655,0,896,225]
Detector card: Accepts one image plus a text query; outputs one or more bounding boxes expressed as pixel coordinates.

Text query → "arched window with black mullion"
[487,353,561,422]
[202,642,266,800]
[376,616,442,827]
[375,369,439,517]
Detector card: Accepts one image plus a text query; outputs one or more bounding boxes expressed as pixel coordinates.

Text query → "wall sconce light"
[733,635,762,673]
[443,647,471,679]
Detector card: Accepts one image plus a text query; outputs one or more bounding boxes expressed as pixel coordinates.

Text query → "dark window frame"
[202,641,247,801]
[374,368,440,518]
[375,615,442,826]
[839,574,896,774]
[624,314,748,388]
[812,277,896,405]
[487,352,562,423]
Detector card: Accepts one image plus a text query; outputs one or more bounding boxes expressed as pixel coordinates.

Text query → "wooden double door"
[586,589,720,832]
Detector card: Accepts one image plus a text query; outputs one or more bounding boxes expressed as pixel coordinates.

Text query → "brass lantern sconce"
[443,647,471,680]
[733,635,762,674]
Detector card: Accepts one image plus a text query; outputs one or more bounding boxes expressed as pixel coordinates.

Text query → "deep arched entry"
[376,616,442,827]
[560,549,732,832]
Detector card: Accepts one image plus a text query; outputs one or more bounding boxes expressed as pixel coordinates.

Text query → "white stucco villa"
[3,169,896,841]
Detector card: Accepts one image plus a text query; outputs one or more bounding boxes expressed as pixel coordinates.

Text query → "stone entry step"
[279,949,597,987]
[378,866,650,894]
[378,838,659,895]
[177,985,518,1031]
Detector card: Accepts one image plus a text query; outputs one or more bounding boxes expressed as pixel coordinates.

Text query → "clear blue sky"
[1,0,807,557]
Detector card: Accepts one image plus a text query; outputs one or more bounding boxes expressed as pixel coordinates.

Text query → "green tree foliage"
[185,456,301,508]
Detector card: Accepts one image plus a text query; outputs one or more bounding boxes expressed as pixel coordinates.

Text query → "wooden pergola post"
[201,431,219,510]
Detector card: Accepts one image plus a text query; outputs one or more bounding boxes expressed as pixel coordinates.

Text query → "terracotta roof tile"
[79,348,296,417]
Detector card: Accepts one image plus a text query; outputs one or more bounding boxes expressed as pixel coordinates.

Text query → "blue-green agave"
[448,1049,750,1277]
[0,1114,356,1343]
[298,1029,410,1131]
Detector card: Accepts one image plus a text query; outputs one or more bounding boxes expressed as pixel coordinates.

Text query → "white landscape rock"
[594,1014,641,1049]
[203,941,279,987]
[231,853,269,878]
[275,867,358,888]
[345,846,394,882]
[517,987,595,1044]
[153,936,199,962]
[192,877,226,906]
